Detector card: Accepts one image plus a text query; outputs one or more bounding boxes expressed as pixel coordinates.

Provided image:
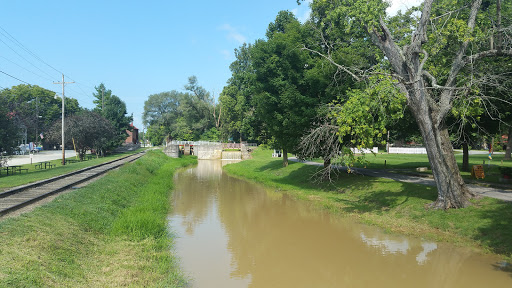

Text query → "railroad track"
[0,151,145,216]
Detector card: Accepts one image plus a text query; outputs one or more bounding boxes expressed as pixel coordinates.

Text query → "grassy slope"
[223,149,512,259]
[0,150,196,287]
[0,149,144,190]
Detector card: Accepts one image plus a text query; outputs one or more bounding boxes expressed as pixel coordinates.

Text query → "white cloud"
[219,24,247,45]
[292,0,312,23]
[220,49,233,60]
[386,0,423,16]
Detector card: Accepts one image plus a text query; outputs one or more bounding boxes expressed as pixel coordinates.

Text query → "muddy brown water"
[168,160,512,288]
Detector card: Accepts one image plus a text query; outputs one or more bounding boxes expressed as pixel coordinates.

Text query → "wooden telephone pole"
[53,74,74,165]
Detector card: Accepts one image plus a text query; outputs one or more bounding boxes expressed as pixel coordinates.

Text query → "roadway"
[5,150,78,166]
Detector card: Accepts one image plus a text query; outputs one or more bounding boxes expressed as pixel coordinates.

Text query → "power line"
[0,25,63,76]
[0,69,60,95]
[0,55,54,82]
[0,26,105,106]
[0,69,31,85]
[0,36,57,80]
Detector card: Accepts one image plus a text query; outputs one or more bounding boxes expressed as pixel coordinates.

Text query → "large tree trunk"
[505,127,512,160]
[462,142,469,172]
[411,99,476,209]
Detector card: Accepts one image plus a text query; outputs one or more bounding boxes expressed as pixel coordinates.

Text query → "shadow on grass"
[271,164,437,209]
[256,159,290,172]
[477,201,512,260]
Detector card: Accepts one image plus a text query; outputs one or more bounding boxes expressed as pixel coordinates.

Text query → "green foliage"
[92,83,133,151]
[0,94,19,162]
[0,84,81,143]
[200,127,221,141]
[251,12,319,152]
[220,43,260,142]
[331,75,406,148]
[146,125,167,146]
[143,77,218,142]
[45,110,116,159]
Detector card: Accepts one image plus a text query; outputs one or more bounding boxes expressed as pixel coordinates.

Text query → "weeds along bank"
[0,150,196,287]
[223,149,512,261]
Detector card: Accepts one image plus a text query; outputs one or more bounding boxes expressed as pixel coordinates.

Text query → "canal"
[168,160,512,287]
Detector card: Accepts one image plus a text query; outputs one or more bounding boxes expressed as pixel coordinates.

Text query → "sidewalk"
[4,150,77,166]
[290,157,512,202]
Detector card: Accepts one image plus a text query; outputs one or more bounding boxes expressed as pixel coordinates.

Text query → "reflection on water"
[168,160,512,288]
[360,232,438,265]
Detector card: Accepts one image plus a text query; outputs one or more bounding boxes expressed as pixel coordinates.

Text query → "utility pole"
[54,74,74,165]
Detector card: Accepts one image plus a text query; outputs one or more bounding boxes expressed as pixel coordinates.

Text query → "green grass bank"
[223,149,512,260]
[0,150,196,287]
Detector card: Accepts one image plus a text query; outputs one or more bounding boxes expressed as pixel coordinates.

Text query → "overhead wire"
[0,55,54,82]
[0,25,63,76]
[0,69,59,95]
[0,36,57,81]
[0,25,116,107]
[0,69,32,85]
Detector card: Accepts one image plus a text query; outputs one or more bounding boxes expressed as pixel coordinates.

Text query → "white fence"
[350,147,379,154]
[388,147,427,154]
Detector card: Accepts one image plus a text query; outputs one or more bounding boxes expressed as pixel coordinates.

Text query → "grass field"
[223,148,512,260]
[0,150,196,287]
[0,150,144,190]
[315,151,512,185]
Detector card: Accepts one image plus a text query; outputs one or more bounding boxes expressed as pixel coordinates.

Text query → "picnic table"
[0,165,28,176]
[34,161,55,170]
[65,159,80,164]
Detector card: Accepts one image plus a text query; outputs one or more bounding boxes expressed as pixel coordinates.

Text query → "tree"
[103,95,132,147]
[46,110,116,160]
[92,83,112,112]
[0,84,81,144]
[92,83,132,150]
[306,0,512,208]
[251,11,319,166]
[220,43,259,143]
[0,93,20,166]
[143,77,219,142]
[184,76,217,139]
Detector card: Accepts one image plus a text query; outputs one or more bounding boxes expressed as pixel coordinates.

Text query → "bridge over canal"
[163,141,256,160]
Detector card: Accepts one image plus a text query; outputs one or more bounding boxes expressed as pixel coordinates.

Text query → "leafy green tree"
[251,11,319,166]
[0,84,81,144]
[143,77,218,142]
[45,110,116,160]
[220,43,261,143]
[103,95,132,146]
[305,0,512,208]
[0,93,20,165]
[92,83,132,150]
[145,125,167,146]
[92,83,112,112]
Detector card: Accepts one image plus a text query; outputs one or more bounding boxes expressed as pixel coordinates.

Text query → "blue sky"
[0,0,418,131]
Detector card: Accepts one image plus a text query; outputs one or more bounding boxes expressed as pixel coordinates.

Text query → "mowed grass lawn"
[223,149,512,260]
[0,150,196,287]
[319,150,512,185]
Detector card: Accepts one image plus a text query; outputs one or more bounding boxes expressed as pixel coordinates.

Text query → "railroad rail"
[0,151,145,216]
